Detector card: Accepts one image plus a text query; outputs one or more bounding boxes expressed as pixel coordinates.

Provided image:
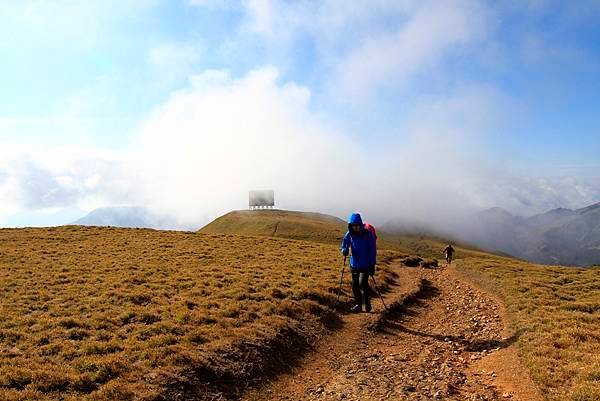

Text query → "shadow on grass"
[168,265,403,400]
[320,308,345,331]
[167,313,347,401]
[388,324,522,352]
[366,278,436,332]
[167,296,354,400]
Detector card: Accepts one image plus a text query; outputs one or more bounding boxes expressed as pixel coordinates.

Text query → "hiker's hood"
[348,213,363,228]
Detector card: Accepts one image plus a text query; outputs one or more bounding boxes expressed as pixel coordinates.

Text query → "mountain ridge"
[471,202,600,266]
[71,206,188,230]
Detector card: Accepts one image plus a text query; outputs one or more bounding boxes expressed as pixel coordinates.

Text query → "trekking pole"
[370,274,388,311]
[337,256,347,302]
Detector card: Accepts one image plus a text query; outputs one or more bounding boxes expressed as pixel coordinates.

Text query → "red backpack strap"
[364,223,377,241]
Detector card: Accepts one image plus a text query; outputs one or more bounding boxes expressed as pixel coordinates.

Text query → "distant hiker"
[341,213,377,313]
[442,244,455,267]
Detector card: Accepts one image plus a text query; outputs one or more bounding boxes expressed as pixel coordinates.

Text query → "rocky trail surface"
[241,263,543,401]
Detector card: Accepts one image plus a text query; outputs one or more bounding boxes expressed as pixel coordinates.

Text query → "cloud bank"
[1,0,599,229]
[2,66,598,228]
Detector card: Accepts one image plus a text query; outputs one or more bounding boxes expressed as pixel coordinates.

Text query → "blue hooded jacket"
[341,213,377,271]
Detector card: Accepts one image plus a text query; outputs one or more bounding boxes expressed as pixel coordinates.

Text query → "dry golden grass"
[0,226,395,400]
[199,210,348,245]
[199,209,454,258]
[7,208,595,401]
[457,255,600,401]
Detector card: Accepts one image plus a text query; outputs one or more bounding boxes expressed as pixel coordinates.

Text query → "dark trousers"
[351,271,371,307]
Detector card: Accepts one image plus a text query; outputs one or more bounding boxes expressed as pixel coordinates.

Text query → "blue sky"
[1,0,599,227]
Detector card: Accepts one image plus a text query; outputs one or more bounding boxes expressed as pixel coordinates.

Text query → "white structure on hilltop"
[249,190,275,209]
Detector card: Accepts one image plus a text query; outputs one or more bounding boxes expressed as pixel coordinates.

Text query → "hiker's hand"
[342,249,349,257]
[369,265,376,276]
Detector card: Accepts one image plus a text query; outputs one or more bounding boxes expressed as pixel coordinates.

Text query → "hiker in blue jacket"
[341,213,377,313]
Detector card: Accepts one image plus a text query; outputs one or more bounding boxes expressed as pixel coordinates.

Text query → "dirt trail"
[241,264,543,401]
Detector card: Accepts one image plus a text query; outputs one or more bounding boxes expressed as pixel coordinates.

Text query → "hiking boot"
[365,303,372,313]
[350,304,362,313]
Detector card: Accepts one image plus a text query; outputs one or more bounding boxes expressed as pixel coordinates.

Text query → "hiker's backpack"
[364,223,377,247]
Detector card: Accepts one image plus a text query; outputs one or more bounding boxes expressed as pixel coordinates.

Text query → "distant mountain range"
[470,203,600,266]
[74,203,600,267]
[383,202,600,267]
[466,202,600,266]
[71,206,188,231]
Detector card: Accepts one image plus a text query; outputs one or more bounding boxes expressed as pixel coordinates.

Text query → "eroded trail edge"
[242,265,542,401]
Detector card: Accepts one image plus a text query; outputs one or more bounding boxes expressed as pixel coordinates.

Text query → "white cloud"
[460,173,600,216]
[0,0,162,50]
[3,66,596,228]
[403,84,510,145]
[1,2,598,228]
[332,0,487,99]
[0,67,357,226]
[120,67,516,226]
[148,42,204,89]
[225,0,488,100]
[149,43,202,68]
[186,0,234,8]
[0,144,130,223]
[1,0,599,231]
[128,66,361,226]
[237,0,417,44]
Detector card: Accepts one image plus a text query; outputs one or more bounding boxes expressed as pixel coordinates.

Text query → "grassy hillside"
[0,226,396,401]
[200,209,458,259]
[4,210,596,400]
[457,255,600,401]
[199,209,348,244]
[205,210,599,400]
